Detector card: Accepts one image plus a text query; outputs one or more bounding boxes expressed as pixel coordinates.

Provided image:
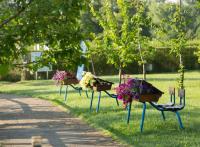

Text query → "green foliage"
[149,0,200,40]
[88,47,198,75]
[195,45,200,63]
[155,2,189,88]
[88,0,139,69]
[0,64,10,76]
[194,0,200,63]
[0,0,85,70]
[131,1,156,79]
[0,66,21,81]
[197,0,200,8]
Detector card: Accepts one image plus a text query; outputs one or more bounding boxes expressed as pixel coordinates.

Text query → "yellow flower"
[79,71,95,89]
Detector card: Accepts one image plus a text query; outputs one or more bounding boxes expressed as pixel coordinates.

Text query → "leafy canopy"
[0,0,85,71]
[88,0,141,69]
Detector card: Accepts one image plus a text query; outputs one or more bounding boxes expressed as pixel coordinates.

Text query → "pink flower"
[52,70,76,85]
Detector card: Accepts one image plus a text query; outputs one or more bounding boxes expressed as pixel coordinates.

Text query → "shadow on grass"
[2,88,83,98]
[48,98,200,146]
[6,89,57,96]
[17,80,54,86]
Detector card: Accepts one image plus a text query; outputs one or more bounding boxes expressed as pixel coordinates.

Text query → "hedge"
[91,47,200,75]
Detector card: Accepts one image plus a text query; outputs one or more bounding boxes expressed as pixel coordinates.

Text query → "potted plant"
[92,78,113,91]
[115,78,163,107]
[79,71,113,91]
[52,70,78,85]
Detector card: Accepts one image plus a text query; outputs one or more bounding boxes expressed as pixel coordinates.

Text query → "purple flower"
[116,78,144,105]
[116,78,156,106]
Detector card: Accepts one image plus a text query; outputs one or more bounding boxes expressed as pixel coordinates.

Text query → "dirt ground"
[0,94,122,147]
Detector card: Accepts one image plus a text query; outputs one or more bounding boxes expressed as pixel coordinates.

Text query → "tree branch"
[0,0,33,29]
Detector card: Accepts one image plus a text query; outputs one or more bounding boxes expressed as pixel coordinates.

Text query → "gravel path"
[0,94,122,147]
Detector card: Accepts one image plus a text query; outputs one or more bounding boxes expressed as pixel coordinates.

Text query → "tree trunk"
[143,63,146,81]
[21,68,26,81]
[118,65,122,85]
[91,57,96,75]
[178,54,184,89]
[138,43,146,81]
[86,64,90,72]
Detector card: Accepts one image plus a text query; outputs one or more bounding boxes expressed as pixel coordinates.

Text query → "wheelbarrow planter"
[139,94,162,102]
[63,78,79,85]
[89,78,117,112]
[92,78,113,91]
[92,83,112,91]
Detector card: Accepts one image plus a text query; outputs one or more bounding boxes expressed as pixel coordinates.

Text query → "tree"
[132,1,155,80]
[198,0,200,7]
[88,0,141,84]
[0,0,85,72]
[149,0,200,40]
[194,0,200,63]
[157,0,189,88]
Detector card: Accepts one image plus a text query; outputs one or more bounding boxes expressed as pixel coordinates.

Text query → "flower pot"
[92,83,112,91]
[91,78,113,91]
[63,78,78,85]
[139,94,162,102]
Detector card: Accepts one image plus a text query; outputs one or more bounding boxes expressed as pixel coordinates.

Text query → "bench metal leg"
[161,111,166,120]
[96,91,101,113]
[127,102,132,124]
[140,102,146,132]
[115,97,119,106]
[85,90,89,98]
[64,85,68,102]
[59,86,62,95]
[78,89,81,96]
[90,91,94,111]
[175,111,184,129]
[125,104,128,111]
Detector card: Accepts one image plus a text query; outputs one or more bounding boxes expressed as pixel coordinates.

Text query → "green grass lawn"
[0,71,200,147]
